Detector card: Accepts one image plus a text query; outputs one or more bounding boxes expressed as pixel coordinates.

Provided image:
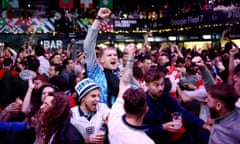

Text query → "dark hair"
[51,64,63,73]
[176,57,185,65]
[50,76,68,91]
[157,52,171,66]
[224,42,232,54]
[35,45,45,56]
[142,55,151,62]
[34,74,49,83]
[136,54,145,62]
[206,84,238,111]
[38,91,71,144]
[164,77,172,93]
[133,66,142,80]
[157,64,169,75]
[3,57,13,66]
[145,66,165,83]
[117,48,123,58]
[186,65,198,75]
[29,84,57,117]
[26,55,40,72]
[49,52,60,63]
[36,84,60,100]
[62,58,72,69]
[123,88,147,116]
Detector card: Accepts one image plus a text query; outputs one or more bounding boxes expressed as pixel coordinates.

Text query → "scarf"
[103,68,119,107]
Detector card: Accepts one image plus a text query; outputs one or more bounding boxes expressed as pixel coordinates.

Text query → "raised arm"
[228,48,239,84]
[22,75,35,115]
[7,47,17,60]
[83,8,111,68]
[138,33,149,55]
[118,43,136,98]
[192,56,215,86]
[173,44,183,58]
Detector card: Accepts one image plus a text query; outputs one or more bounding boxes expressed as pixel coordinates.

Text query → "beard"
[209,108,219,119]
[149,91,163,100]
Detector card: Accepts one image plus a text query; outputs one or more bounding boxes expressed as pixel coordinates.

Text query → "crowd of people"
[0,7,240,144]
[1,0,239,36]
[1,0,239,19]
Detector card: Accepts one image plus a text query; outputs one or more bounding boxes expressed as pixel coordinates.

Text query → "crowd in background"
[1,0,240,19]
[0,7,240,144]
[0,0,239,37]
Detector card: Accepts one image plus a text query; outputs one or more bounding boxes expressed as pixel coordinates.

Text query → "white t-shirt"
[108,98,154,144]
[70,103,109,138]
[38,56,50,76]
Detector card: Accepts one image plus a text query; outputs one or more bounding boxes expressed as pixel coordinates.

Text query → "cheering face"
[100,49,118,70]
[146,78,165,99]
[40,95,54,113]
[41,87,55,102]
[31,95,54,128]
[81,88,100,113]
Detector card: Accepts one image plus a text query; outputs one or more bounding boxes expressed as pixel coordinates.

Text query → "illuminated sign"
[40,40,63,49]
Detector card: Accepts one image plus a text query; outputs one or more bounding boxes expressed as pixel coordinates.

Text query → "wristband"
[95,15,103,21]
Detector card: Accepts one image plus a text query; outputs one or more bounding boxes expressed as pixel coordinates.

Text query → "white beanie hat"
[75,78,100,102]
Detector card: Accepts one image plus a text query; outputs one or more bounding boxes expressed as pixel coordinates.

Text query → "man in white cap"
[71,78,109,144]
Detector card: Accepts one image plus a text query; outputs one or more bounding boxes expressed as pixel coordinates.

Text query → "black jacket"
[54,120,85,144]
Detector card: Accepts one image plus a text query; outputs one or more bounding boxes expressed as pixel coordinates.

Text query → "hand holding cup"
[171,112,182,129]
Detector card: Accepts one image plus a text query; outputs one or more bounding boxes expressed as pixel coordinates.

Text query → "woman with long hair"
[34,91,84,144]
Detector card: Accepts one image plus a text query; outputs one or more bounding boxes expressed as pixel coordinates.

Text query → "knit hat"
[75,78,100,102]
